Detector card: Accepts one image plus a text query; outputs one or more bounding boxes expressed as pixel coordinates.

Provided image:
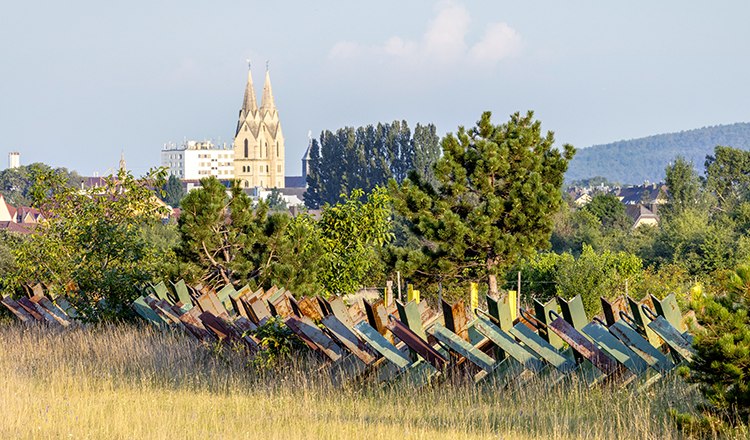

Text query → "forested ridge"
[566,122,750,184]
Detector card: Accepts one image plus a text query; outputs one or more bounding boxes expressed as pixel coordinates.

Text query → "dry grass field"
[0,322,711,439]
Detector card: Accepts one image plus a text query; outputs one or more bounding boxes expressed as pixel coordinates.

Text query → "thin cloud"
[328,1,521,67]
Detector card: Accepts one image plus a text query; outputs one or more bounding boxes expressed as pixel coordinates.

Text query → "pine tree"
[391,111,575,294]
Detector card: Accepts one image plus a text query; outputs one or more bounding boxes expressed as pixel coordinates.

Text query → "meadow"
[0,322,713,439]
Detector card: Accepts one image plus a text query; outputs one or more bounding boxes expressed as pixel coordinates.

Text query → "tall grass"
[0,322,709,439]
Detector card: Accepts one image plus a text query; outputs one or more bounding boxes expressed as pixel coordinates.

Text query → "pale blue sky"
[1,1,748,176]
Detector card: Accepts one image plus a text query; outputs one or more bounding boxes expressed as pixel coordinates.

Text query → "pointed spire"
[119,151,126,172]
[260,65,276,111]
[242,61,259,114]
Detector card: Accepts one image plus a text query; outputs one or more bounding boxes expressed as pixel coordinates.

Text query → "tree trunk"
[488,274,498,296]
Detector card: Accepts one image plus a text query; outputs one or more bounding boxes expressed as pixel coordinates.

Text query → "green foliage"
[556,245,642,317]
[266,188,287,211]
[317,187,393,296]
[304,121,441,208]
[654,207,750,275]
[583,193,630,230]
[705,145,750,212]
[513,252,574,302]
[391,111,575,293]
[250,317,306,370]
[0,163,84,207]
[9,169,170,321]
[160,175,186,207]
[686,264,750,428]
[513,246,642,316]
[550,203,603,255]
[178,179,391,297]
[663,156,704,219]
[177,178,294,288]
[0,230,21,293]
[566,122,750,184]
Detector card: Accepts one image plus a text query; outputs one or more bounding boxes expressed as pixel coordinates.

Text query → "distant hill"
[565,123,750,185]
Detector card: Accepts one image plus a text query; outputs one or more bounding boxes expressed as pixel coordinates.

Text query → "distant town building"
[232,66,285,189]
[161,140,235,180]
[8,152,20,169]
[0,193,42,234]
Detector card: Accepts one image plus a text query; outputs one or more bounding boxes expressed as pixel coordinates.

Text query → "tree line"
[304,121,440,208]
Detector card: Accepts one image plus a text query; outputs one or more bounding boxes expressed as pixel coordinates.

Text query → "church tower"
[233,65,285,189]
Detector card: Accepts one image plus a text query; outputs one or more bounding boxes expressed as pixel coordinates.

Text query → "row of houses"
[567,183,666,229]
[0,194,42,234]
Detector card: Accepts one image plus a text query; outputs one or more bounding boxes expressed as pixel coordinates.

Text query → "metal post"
[397,271,402,302]
[517,271,522,308]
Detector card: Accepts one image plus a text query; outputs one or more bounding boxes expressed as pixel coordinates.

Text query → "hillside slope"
[565,123,750,184]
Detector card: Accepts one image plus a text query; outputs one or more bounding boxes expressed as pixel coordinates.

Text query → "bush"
[250,317,306,370]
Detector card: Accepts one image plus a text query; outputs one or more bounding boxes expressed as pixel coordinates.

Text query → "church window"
[276,143,279,157]
[244,139,248,158]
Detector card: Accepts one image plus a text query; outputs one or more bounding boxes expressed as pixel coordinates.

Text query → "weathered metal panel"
[474,316,545,372]
[347,301,367,325]
[548,316,620,376]
[650,293,686,333]
[32,295,72,326]
[322,314,377,365]
[246,295,272,324]
[199,311,240,342]
[387,317,447,371]
[261,285,279,303]
[132,296,167,326]
[353,321,411,369]
[509,323,576,373]
[430,323,495,372]
[328,296,355,329]
[582,322,649,375]
[557,295,588,330]
[609,321,674,372]
[1,296,35,322]
[152,281,171,302]
[533,298,564,348]
[317,296,334,316]
[54,297,79,318]
[18,297,61,327]
[486,294,514,331]
[297,297,324,321]
[601,297,619,327]
[270,291,294,318]
[177,307,214,340]
[282,316,319,351]
[442,299,469,341]
[172,279,193,307]
[627,296,661,347]
[396,300,427,341]
[647,316,695,362]
[286,316,344,361]
[229,286,251,319]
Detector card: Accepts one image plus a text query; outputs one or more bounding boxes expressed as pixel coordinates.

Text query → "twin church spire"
[240,64,276,117]
[233,62,285,189]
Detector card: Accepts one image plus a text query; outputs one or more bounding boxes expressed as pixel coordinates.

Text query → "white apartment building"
[161,140,235,180]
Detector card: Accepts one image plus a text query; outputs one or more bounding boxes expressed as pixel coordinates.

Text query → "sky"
[1,1,749,176]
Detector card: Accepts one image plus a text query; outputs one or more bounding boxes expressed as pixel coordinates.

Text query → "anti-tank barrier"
[1,280,695,391]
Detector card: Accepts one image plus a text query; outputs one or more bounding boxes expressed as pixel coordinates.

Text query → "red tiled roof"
[0,221,33,234]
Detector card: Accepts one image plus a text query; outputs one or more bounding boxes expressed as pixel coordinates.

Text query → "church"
[233,66,285,189]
